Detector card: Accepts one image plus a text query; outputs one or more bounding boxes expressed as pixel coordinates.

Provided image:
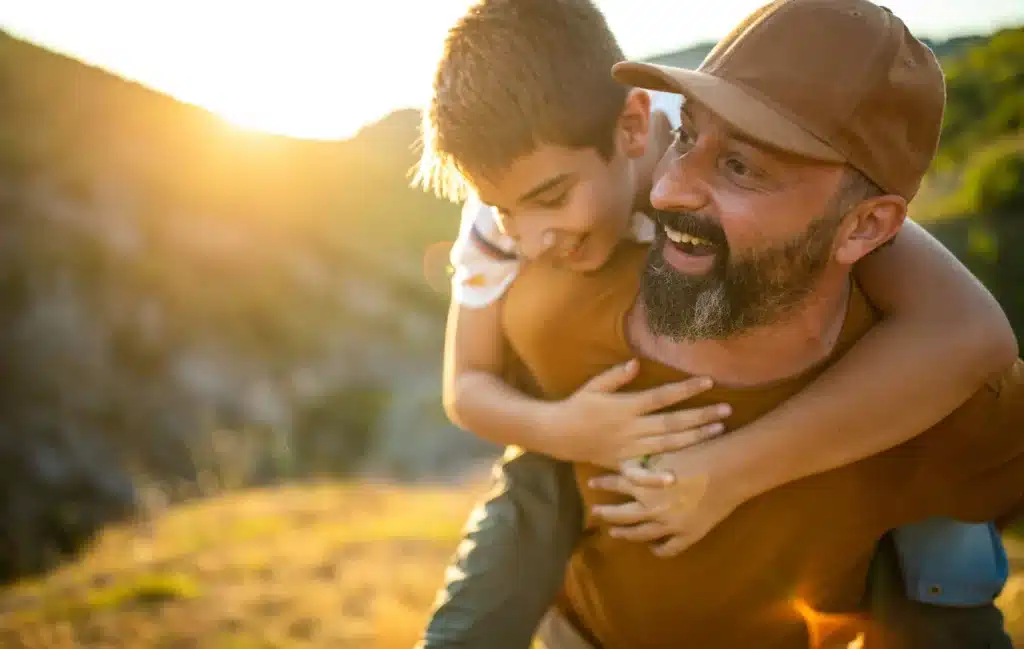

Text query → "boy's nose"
[518,228,557,260]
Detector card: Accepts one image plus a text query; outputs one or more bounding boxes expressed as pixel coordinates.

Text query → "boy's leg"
[865,532,1013,649]
[418,447,583,649]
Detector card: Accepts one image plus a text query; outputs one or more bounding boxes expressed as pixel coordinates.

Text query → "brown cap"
[613,0,945,199]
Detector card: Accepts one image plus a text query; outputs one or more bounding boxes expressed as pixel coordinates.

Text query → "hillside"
[911,26,1024,223]
[643,42,713,69]
[0,483,1020,649]
[0,483,479,649]
[637,33,986,73]
[0,29,484,583]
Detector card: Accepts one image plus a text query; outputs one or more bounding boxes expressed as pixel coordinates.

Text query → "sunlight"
[793,598,867,649]
[130,2,452,141]
[0,0,476,140]
[206,92,366,140]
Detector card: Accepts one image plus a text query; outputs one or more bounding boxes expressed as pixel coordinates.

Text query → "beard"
[640,206,843,342]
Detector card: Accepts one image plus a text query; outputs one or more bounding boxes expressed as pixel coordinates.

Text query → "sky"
[2,0,1022,140]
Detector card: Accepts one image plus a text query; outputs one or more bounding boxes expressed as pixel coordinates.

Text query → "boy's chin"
[564,244,617,273]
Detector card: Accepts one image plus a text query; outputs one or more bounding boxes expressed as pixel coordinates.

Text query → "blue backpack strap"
[891,518,1008,606]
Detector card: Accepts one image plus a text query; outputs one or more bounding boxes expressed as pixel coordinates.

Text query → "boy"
[415,1,1016,647]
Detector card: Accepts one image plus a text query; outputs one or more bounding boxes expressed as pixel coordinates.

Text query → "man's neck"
[626,272,852,388]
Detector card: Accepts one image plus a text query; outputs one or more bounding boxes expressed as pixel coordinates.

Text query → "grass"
[0,481,1020,649]
[0,482,479,649]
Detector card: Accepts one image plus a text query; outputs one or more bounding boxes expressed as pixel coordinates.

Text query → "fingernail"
[709,423,725,434]
[700,377,713,389]
[717,404,732,417]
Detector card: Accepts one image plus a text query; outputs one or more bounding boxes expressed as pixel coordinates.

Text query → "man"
[486,1,1024,646]
[418,1,1013,648]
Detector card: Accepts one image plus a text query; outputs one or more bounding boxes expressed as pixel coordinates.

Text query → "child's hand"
[587,442,748,558]
[548,359,730,470]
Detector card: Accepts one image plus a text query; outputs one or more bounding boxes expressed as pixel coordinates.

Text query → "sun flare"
[0,1,473,141]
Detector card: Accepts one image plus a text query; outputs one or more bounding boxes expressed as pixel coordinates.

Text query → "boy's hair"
[414,0,628,202]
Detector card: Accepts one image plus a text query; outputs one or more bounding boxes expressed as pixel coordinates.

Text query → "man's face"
[470,142,638,273]
[641,101,850,341]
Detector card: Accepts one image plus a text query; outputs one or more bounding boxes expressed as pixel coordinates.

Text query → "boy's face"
[468,91,653,273]
[470,143,638,272]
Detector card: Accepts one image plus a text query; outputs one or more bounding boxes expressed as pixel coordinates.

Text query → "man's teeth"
[664,226,711,247]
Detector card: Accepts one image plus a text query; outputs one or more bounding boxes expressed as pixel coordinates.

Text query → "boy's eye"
[536,191,569,208]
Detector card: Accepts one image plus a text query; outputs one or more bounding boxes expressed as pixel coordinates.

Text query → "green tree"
[962,138,1024,215]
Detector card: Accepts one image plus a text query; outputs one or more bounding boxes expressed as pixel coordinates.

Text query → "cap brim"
[613,61,844,164]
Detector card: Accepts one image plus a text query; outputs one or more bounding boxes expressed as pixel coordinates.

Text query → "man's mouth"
[663,225,717,257]
[660,224,719,275]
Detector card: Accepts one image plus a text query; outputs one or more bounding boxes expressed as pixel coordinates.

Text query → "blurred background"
[0,2,1021,648]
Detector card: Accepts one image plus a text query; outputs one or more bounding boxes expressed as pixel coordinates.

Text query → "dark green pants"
[419,450,582,649]
[419,450,1012,649]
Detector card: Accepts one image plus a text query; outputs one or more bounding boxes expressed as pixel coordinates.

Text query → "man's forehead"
[680,100,767,151]
[680,99,843,170]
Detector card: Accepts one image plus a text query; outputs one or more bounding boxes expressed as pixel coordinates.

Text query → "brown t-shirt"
[502,241,1024,649]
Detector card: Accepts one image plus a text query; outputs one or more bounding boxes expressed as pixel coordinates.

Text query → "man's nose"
[651,149,710,214]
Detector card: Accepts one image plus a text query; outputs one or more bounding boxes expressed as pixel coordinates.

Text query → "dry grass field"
[0,482,1021,649]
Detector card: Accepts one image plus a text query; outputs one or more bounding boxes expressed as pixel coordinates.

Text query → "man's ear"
[618,89,652,158]
[834,194,908,265]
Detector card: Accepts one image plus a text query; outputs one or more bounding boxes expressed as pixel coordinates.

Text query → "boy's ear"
[618,89,651,158]
[834,194,908,265]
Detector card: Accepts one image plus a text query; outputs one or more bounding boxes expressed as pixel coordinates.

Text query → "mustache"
[648,209,728,247]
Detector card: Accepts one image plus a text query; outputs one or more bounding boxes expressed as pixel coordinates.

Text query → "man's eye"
[724,157,749,176]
